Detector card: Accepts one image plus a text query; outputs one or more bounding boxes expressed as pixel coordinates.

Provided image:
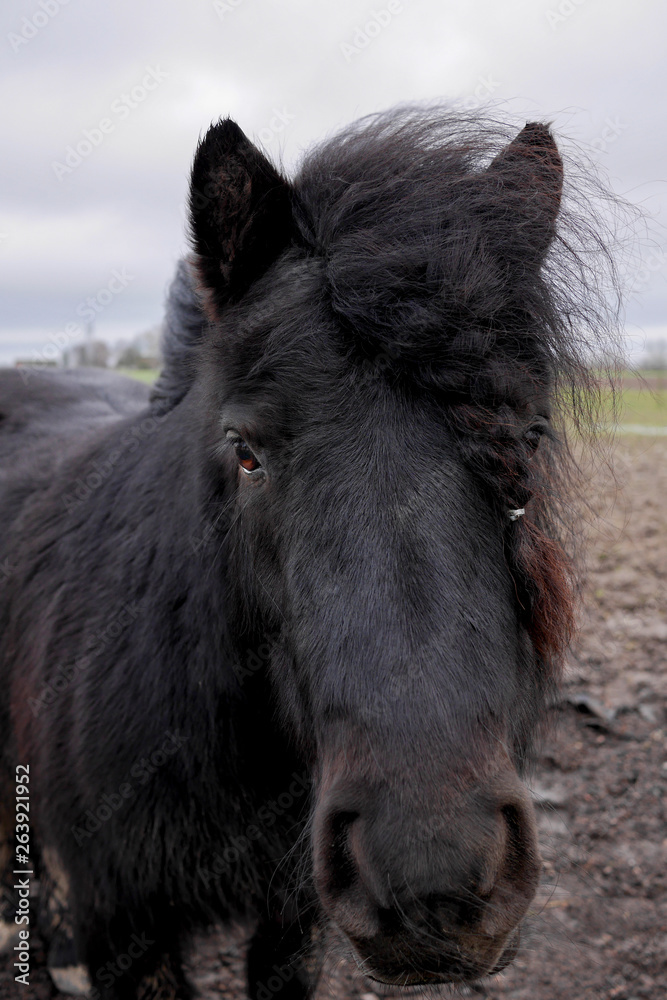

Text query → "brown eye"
[233,439,261,474]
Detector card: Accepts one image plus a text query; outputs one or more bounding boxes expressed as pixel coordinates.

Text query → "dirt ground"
[2,433,666,1000]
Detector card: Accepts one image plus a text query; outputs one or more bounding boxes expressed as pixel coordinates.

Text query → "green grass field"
[115,367,160,385]
[618,387,667,427]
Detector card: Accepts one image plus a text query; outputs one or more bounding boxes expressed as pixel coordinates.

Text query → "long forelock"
[290,106,625,679]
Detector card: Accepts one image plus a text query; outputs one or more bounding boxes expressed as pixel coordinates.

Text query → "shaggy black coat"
[0,107,618,999]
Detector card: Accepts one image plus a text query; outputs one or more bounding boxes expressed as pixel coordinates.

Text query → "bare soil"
[2,435,666,1000]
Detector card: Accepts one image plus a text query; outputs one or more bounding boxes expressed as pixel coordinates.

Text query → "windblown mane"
[150,257,209,413]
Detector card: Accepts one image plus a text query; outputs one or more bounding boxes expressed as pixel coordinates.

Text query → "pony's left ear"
[486,122,563,263]
[189,118,295,317]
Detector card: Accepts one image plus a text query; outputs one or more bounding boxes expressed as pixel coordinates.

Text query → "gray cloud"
[1,0,665,361]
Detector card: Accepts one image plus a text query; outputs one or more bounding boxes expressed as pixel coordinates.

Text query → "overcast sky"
[1,0,665,365]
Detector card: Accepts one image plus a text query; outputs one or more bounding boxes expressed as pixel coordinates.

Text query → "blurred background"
[1,0,665,374]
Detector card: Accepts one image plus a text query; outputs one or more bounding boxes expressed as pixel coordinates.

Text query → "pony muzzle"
[311,764,540,985]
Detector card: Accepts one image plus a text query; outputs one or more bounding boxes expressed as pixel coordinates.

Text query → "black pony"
[0,108,615,998]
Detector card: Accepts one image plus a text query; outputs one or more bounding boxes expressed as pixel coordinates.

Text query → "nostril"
[314,807,384,942]
[500,801,538,878]
[502,804,522,856]
[323,810,360,896]
[476,798,540,941]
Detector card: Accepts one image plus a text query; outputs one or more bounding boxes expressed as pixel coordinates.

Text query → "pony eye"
[226,432,262,475]
[234,441,261,474]
[524,423,546,453]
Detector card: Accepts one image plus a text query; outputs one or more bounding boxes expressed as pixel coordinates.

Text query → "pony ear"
[189,118,295,317]
[486,122,563,263]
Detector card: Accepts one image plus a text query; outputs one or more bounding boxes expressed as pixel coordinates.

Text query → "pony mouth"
[365,969,463,987]
[489,928,521,973]
[355,928,521,989]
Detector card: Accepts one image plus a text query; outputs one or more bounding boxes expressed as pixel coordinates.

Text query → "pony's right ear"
[485,122,563,266]
[188,118,295,317]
